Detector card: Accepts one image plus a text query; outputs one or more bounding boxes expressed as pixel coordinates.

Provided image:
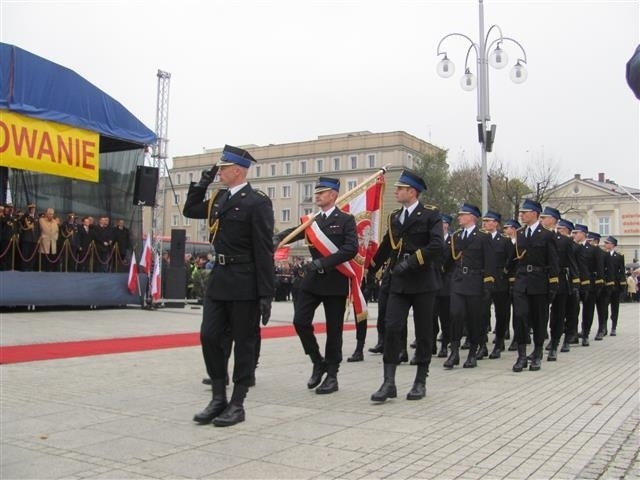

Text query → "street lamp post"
[436,0,528,215]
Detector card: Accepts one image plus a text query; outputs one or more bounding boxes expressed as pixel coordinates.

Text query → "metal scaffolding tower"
[150,70,171,240]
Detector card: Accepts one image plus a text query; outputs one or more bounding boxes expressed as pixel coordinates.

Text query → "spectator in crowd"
[113,219,132,272]
[38,207,59,272]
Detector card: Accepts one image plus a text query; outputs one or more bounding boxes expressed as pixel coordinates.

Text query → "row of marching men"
[366,197,626,384]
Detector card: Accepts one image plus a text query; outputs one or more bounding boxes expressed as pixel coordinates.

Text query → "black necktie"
[526,227,532,239]
[461,230,468,240]
[401,209,409,225]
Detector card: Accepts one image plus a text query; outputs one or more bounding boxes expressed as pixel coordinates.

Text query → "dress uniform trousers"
[513,292,548,347]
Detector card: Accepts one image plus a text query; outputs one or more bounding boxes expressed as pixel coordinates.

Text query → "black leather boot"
[347,340,364,362]
[560,337,570,352]
[489,339,504,359]
[529,347,542,371]
[406,364,428,400]
[443,341,460,369]
[461,337,470,350]
[437,340,448,358]
[368,334,384,353]
[547,341,559,361]
[398,350,409,363]
[512,345,528,372]
[193,379,227,424]
[307,361,326,389]
[213,384,247,427]
[507,338,518,351]
[371,363,397,402]
[316,364,339,394]
[463,344,478,368]
[476,343,488,360]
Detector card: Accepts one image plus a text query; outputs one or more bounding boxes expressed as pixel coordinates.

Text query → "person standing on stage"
[443,204,495,369]
[511,199,559,372]
[539,207,580,361]
[602,236,625,336]
[480,210,514,360]
[184,145,274,427]
[370,170,443,402]
[275,177,358,395]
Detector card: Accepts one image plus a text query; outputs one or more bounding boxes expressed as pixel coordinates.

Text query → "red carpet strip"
[0,323,358,364]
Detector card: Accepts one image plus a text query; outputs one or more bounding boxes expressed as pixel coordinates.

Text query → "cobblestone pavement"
[1,301,638,479]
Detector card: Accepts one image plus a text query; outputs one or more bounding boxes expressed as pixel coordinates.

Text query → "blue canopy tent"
[0,43,156,306]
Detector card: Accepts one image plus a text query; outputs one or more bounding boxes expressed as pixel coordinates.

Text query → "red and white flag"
[151,252,161,302]
[127,251,138,294]
[139,234,153,275]
[303,173,385,322]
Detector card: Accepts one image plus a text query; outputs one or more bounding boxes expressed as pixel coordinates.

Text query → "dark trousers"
[375,273,391,340]
[450,292,484,345]
[565,293,580,339]
[433,295,451,346]
[513,292,549,347]
[485,290,510,341]
[201,297,259,387]
[293,290,346,367]
[595,289,609,333]
[19,241,37,271]
[581,290,597,336]
[549,292,569,344]
[383,291,435,366]
[609,289,621,329]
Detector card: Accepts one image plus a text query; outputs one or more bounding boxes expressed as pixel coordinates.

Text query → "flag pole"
[277,165,390,248]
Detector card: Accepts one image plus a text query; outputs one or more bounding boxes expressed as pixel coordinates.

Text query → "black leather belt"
[214,253,253,265]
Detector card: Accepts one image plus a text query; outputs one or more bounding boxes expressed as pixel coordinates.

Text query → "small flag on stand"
[151,252,161,302]
[140,234,153,275]
[127,252,138,294]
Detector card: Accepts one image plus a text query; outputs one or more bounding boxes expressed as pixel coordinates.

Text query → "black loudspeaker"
[133,166,159,206]
[170,229,186,268]
[164,266,186,300]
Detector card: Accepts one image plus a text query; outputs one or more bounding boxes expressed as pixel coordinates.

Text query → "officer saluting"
[276,177,358,394]
[183,145,274,427]
[511,199,559,372]
[370,170,443,402]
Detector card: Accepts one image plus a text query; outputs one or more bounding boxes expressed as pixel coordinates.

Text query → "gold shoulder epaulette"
[517,226,526,232]
[423,204,437,210]
[453,228,463,235]
[254,189,267,197]
[543,225,553,231]
[479,228,488,233]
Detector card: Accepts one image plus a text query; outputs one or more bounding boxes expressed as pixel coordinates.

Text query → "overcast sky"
[2,0,639,188]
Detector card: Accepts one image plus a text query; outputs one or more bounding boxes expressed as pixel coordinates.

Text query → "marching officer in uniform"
[480,210,514,360]
[602,236,625,336]
[503,219,521,351]
[276,177,358,394]
[571,224,603,346]
[433,213,455,359]
[511,199,559,372]
[444,204,495,369]
[184,145,274,427]
[370,170,443,402]
[539,207,580,361]
[587,232,609,340]
[556,219,583,350]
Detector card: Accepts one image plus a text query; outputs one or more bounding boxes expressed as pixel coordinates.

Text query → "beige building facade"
[544,173,640,263]
[152,130,443,257]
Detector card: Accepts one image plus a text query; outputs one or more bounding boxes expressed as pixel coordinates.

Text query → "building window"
[199,220,207,231]
[316,159,324,173]
[282,209,291,222]
[347,179,357,191]
[368,154,376,168]
[255,165,261,177]
[267,186,276,199]
[350,155,357,169]
[176,173,181,184]
[282,185,291,198]
[173,193,180,205]
[172,215,179,226]
[598,217,610,235]
[184,217,191,226]
[303,208,313,216]
[188,172,194,183]
[270,164,277,176]
[284,162,292,175]
[300,160,307,174]
[333,157,340,171]
[302,183,313,201]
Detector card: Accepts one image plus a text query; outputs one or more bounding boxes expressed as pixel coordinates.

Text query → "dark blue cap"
[394,169,427,193]
[458,203,481,217]
[572,224,588,234]
[440,213,453,224]
[540,206,561,220]
[604,235,618,246]
[587,231,601,241]
[482,210,502,222]
[315,177,340,193]
[519,199,542,213]
[219,145,256,168]
[504,219,521,229]
[558,219,574,231]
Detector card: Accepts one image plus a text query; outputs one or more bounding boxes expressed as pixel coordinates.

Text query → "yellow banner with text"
[0,110,100,182]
